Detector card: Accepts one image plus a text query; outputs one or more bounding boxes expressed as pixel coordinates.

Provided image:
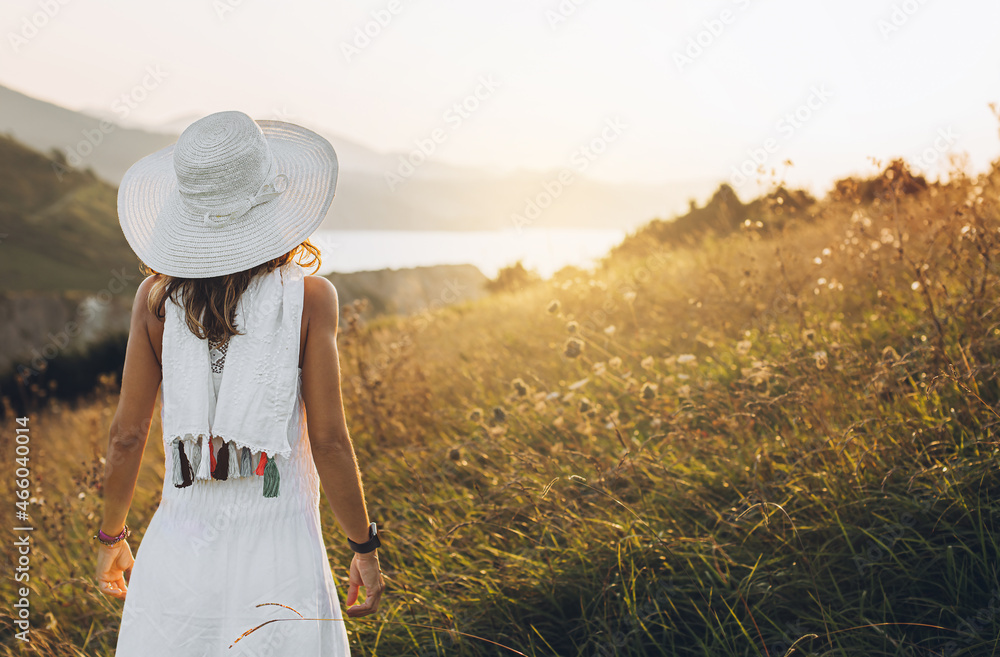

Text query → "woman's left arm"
[95,275,161,599]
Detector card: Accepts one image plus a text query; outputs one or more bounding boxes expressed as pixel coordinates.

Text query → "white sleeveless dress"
[114,281,351,655]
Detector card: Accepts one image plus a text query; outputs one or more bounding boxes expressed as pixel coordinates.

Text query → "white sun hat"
[117,110,338,278]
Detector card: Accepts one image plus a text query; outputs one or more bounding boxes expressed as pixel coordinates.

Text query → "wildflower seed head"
[881,346,901,363]
[493,406,507,423]
[641,382,658,400]
[566,320,579,333]
[609,356,623,370]
[563,338,584,358]
[547,300,561,314]
[511,377,528,396]
[468,407,483,422]
[640,355,655,370]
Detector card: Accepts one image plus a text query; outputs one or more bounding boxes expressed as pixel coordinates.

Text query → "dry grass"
[4,152,1000,656]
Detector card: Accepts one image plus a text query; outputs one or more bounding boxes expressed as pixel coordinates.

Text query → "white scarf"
[160,261,305,488]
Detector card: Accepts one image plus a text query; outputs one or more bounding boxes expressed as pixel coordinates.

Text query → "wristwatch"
[348,521,381,554]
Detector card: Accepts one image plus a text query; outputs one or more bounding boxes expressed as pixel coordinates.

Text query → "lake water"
[309,228,627,279]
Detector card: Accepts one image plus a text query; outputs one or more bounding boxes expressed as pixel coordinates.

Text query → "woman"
[94,110,384,655]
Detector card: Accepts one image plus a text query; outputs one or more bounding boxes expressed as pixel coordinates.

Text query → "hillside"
[326,263,488,317]
[3,149,1000,655]
[0,135,144,292]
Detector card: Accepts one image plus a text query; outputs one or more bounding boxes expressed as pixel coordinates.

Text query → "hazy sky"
[2,0,999,199]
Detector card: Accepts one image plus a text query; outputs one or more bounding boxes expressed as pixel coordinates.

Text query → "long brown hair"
[142,239,322,344]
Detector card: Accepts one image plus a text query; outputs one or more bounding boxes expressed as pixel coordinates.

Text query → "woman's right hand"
[345,551,385,617]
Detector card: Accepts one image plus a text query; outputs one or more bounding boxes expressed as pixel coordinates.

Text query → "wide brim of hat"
[117,119,338,278]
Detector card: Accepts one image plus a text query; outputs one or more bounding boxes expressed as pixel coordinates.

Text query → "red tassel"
[255,451,268,476]
[209,437,217,472]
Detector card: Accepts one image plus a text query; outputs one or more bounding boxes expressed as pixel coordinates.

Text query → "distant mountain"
[0,83,718,232]
[0,85,177,186]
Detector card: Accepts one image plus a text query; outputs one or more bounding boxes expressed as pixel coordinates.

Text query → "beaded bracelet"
[93,523,131,546]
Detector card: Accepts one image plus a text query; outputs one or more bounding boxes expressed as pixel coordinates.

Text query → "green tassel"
[262,456,280,498]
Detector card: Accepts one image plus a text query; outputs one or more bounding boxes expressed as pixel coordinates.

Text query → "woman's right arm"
[301,275,384,617]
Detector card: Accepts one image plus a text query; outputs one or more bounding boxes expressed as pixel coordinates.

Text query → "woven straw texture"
[117,111,338,278]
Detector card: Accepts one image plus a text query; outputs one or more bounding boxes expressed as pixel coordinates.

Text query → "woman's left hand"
[95,540,135,600]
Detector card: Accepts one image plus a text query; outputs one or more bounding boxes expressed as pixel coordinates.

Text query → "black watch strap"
[348,521,381,554]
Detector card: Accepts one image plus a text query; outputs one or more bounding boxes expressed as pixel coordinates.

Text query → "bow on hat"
[202,166,290,228]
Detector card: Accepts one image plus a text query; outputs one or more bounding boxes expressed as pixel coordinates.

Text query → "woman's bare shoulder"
[303,274,339,326]
[135,274,162,323]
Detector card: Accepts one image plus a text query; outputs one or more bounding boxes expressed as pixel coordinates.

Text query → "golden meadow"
[3,137,1000,655]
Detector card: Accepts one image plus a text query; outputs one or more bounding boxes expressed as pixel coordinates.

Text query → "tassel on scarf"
[178,440,193,487]
[212,438,229,480]
[240,446,252,477]
[172,441,184,487]
[209,436,217,473]
[190,439,202,478]
[255,451,268,476]
[227,442,240,478]
[262,454,280,498]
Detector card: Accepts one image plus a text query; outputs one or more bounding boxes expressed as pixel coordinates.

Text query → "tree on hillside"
[486,260,541,294]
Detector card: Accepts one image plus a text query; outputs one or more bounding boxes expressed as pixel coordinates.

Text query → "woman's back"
[114,264,352,656]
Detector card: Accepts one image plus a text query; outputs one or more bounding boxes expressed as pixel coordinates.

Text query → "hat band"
[201,162,289,229]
